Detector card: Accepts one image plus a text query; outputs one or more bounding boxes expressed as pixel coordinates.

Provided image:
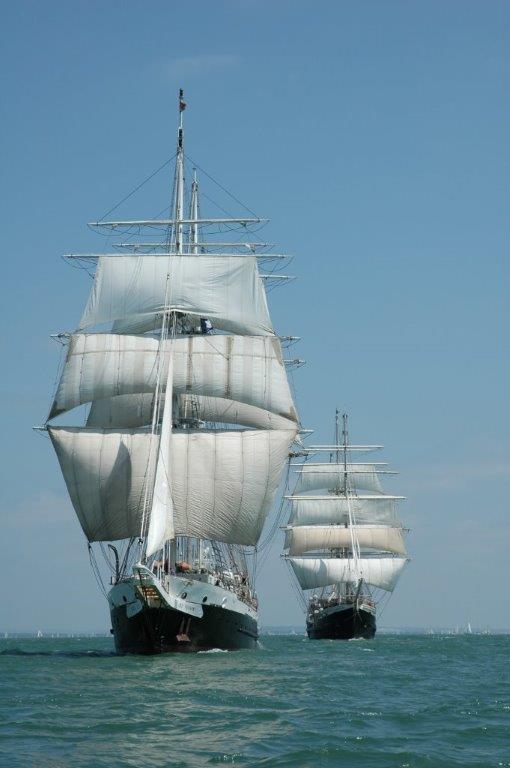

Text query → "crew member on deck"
[200,317,213,334]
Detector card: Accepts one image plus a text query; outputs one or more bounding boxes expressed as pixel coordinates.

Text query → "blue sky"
[1,0,509,631]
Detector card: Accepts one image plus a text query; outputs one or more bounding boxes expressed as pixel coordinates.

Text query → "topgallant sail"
[44,91,299,653]
[283,412,408,639]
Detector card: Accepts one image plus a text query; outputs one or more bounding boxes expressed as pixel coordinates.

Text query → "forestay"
[288,556,407,591]
[49,426,297,546]
[78,255,273,336]
[50,334,296,422]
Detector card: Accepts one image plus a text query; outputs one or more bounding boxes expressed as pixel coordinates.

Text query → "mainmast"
[342,412,348,485]
[342,413,360,575]
[335,408,340,465]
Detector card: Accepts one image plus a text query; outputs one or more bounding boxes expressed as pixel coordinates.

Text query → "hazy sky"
[2,0,509,632]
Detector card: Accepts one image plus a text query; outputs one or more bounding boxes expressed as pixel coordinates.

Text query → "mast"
[342,412,348,486]
[189,169,199,254]
[343,413,360,578]
[143,90,187,560]
[168,88,186,253]
[335,408,340,465]
[183,165,197,565]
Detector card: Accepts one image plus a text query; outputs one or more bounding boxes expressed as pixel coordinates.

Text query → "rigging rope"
[185,153,259,217]
[96,154,177,222]
[88,545,108,599]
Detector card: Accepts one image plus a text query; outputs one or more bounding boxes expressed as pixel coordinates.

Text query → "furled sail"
[50,334,296,422]
[87,393,297,431]
[288,556,407,591]
[285,525,407,556]
[294,463,386,494]
[287,496,402,526]
[49,426,297,545]
[78,255,273,336]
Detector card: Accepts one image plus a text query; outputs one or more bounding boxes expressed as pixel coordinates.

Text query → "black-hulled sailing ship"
[284,412,408,640]
[43,91,299,653]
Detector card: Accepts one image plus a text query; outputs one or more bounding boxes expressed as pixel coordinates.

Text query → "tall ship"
[42,91,299,653]
[283,411,408,640]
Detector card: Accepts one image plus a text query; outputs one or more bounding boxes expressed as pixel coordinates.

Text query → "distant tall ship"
[43,91,299,653]
[283,411,408,640]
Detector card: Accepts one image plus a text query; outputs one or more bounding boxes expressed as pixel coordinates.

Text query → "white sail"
[295,463,385,494]
[49,426,297,545]
[87,393,155,428]
[288,556,407,591]
[170,428,296,544]
[50,334,296,422]
[288,496,401,526]
[78,255,273,336]
[145,350,174,557]
[286,524,407,556]
[87,392,297,431]
[178,394,297,431]
[49,427,156,542]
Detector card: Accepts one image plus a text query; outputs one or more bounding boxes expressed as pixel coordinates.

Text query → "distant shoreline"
[2,627,509,637]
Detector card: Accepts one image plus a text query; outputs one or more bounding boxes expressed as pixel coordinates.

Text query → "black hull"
[111,601,258,654]
[307,605,376,640]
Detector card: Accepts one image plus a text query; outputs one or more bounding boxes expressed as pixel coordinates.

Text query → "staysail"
[145,345,174,557]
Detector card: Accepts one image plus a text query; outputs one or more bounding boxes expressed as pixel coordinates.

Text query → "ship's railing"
[309,594,375,612]
[156,565,257,610]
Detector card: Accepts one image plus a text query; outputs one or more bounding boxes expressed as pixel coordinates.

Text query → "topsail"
[50,333,296,423]
[79,254,273,336]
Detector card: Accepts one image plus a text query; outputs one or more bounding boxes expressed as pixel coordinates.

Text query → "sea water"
[0,634,508,767]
